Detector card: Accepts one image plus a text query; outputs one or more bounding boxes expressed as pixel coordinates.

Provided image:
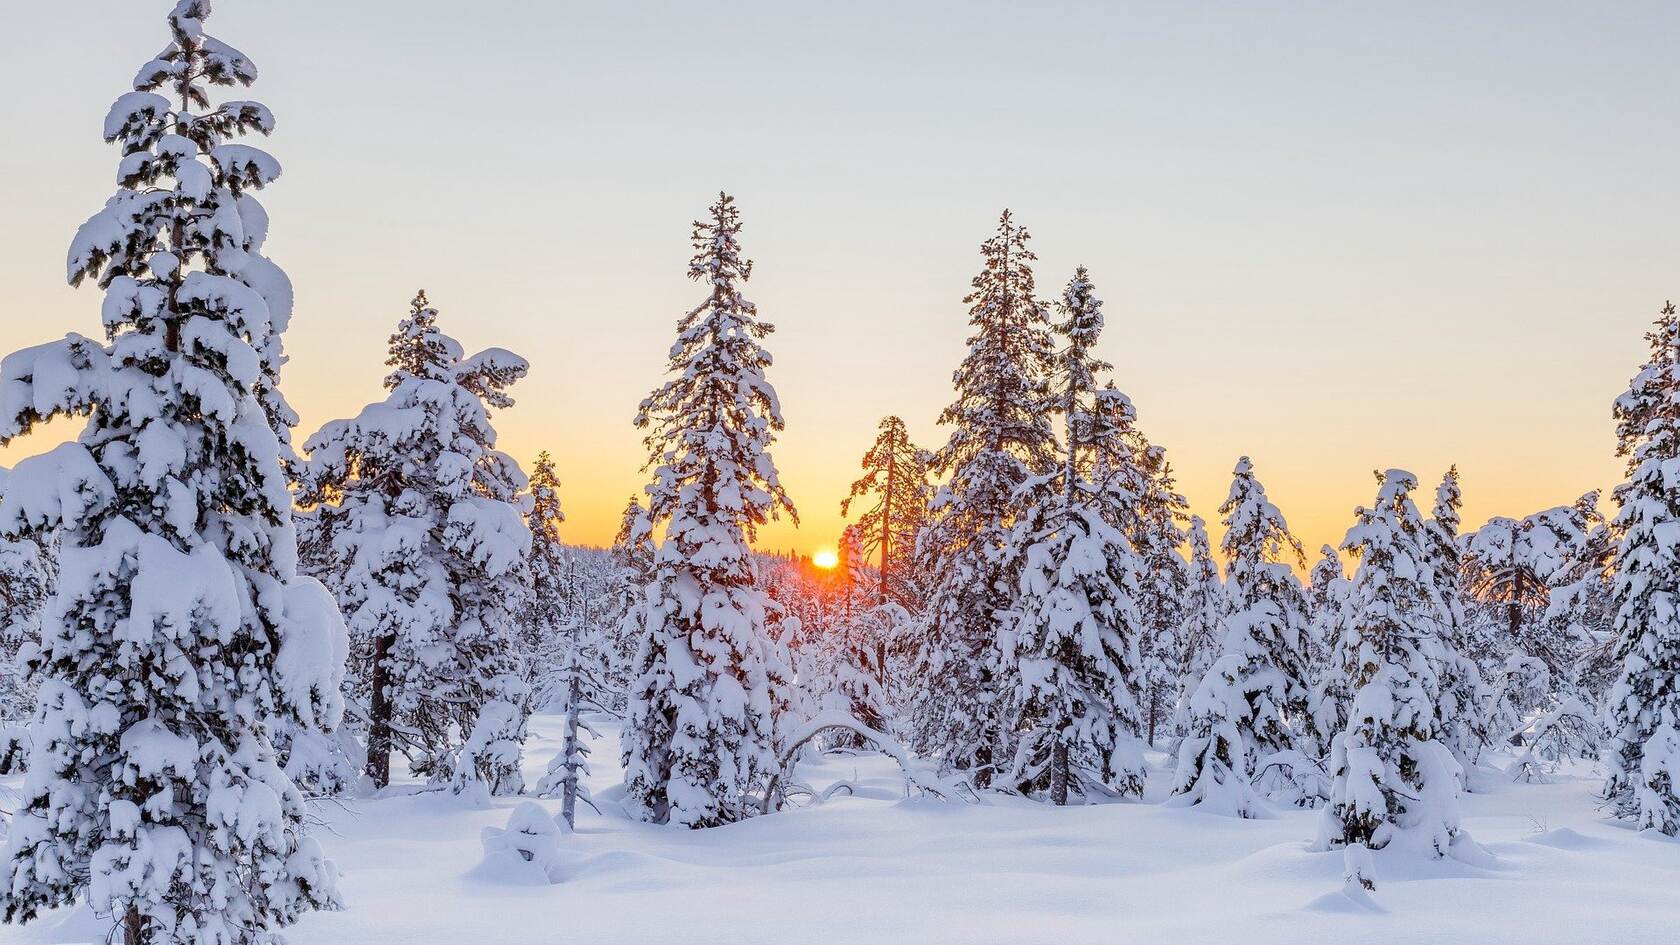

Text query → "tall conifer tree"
[620,193,797,828]
[841,416,932,605]
[521,452,585,709]
[1003,269,1146,803]
[1604,302,1680,834]
[1424,466,1495,776]
[913,210,1057,786]
[1174,515,1225,730]
[1306,544,1352,755]
[0,4,341,940]
[1098,406,1191,743]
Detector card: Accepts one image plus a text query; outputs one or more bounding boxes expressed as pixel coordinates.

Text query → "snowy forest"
[0,4,1674,944]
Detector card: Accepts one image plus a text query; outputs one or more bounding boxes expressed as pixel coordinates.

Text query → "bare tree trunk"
[1506,559,1528,747]
[880,447,895,604]
[973,717,995,791]
[1508,523,1524,643]
[123,906,144,945]
[1049,740,1069,806]
[1509,570,1523,642]
[365,632,394,789]
[559,657,583,830]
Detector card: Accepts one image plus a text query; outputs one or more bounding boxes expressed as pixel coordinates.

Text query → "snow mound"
[1524,827,1608,851]
[1303,886,1386,914]
[472,802,567,885]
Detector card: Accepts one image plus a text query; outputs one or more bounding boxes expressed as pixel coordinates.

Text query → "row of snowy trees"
[776,217,1679,883]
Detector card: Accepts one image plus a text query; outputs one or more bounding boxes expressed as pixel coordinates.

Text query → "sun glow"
[811,548,839,570]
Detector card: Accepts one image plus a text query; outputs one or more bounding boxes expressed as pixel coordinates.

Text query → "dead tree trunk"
[1049,740,1069,806]
[880,446,896,604]
[365,632,394,788]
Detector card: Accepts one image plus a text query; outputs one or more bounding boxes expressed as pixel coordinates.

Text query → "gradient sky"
[2,2,1675,563]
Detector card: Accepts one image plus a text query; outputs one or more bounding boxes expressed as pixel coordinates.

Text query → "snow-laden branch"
[762,710,966,814]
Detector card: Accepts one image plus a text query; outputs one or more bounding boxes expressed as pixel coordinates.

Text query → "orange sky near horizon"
[1,2,1672,570]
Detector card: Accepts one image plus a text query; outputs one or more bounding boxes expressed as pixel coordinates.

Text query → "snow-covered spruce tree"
[1423,466,1495,776]
[1002,268,1146,803]
[611,497,653,587]
[523,497,616,822]
[0,3,341,940]
[913,210,1058,787]
[841,416,933,606]
[1308,546,1347,655]
[298,292,532,797]
[600,496,654,706]
[621,193,797,828]
[1604,301,1680,834]
[1305,544,1352,755]
[1173,457,1313,814]
[1317,470,1463,860]
[1090,391,1190,744]
[1174,515,1224,732]
[520,451,572,707]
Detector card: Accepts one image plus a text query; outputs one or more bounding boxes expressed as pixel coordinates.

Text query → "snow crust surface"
[3,714,1673,945]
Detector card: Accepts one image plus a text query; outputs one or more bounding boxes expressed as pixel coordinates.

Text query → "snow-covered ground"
[4,713,1675,945]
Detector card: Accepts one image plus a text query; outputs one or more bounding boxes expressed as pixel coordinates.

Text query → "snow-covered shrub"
[1508,696,1598,782]
[478,802,566,884]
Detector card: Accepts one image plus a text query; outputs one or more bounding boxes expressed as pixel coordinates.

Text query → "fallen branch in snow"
[762,710,966,813]
[819,780,857,802]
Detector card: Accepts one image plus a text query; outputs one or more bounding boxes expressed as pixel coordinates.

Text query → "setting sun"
[811,548,839,570]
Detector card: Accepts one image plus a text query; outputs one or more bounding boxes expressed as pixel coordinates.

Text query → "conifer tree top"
[529,451,565,548]
[1433,465,1462,536]
[1219,456,1305,582]
[933,209,1057,483]
[635,192,795,543]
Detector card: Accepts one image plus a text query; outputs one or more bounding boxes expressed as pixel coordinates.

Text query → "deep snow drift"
[3,713,1674,945]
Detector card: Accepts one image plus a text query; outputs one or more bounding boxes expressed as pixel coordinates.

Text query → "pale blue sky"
[1,1,1674,554]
